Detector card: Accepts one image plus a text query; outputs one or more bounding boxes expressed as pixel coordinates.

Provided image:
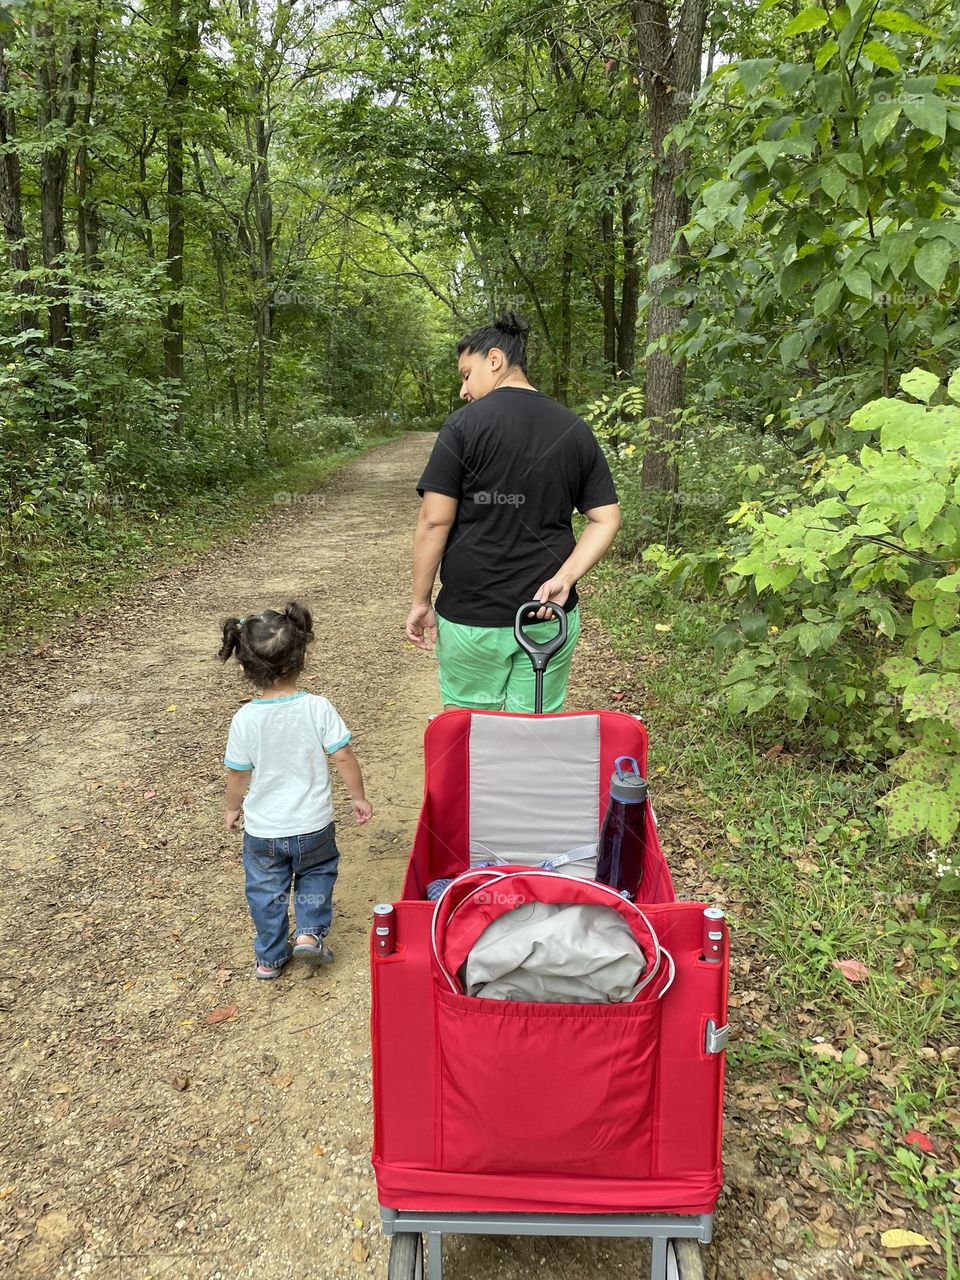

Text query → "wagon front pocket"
[436,987,662,1177]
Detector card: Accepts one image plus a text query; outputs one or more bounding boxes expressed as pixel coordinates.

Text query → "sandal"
[255,958,288,980]
[293,934,335,965]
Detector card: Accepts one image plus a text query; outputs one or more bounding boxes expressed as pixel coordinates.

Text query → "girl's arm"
[329,744,373,824]
[225,767,250,830]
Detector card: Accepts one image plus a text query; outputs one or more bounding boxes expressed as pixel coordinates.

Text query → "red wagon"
[370,605,730,1280]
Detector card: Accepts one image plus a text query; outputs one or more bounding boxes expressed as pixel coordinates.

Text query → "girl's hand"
[225,808,242,831]
[352,797,373,825]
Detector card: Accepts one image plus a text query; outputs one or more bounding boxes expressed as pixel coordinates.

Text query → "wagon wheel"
[387,1232,424,1280]
[666,1238,706,1280]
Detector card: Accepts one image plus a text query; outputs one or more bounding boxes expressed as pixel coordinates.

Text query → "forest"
[4,0,960,846]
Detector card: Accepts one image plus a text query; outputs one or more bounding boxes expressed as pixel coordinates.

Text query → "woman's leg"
[242,832,294,967]
[435,615,511,710]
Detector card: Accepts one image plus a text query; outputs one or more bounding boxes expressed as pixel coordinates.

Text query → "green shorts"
[435,607,581,713]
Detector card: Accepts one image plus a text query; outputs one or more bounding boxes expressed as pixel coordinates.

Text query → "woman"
[405,311,620,712]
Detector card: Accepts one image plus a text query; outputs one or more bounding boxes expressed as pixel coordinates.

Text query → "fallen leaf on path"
[0,1186,15,1199]
[165,705,177,713]
[354,1216,364,1229]
[203,1005,238,1024]
[880,1229,931,1249]
[352,1239,369,1264]
[764,1197,789,1230]
[832,958,869,982]
[270,1072,294,1089]
[654,623,672,632]
[812,1221,841,1248]
[171,1074,190,1092]
[903,1130,934,1153]
[313,1144,325,1156]
[764,743,784,758]
[809,1042,842,1060]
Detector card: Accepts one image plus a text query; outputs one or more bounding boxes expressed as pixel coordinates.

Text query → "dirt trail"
[0,434,850,1280]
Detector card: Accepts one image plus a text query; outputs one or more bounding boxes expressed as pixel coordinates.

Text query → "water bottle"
[595,756,649,900]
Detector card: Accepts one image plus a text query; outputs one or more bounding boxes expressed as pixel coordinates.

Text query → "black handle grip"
[513,600,568,674]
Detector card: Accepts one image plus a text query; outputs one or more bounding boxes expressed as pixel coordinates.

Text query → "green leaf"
[882,655,919,687]
[784,6,829,37]
[917,625,941,664]
[836,151,864,178]
[778,62,813,94]
[702,179,741,211]
[820,167,848,203]
[843,265,873,299]
[933,594,958,629]
[780,331,805,365]
[814,278,843,316]
[873,9,937,37]
[903,95,948,141]
[885,232,915,279]
[864,101,902,146]
[814,39,839,70]
[947,370,960,405]
[899,368,941,403]
[913,239,952,292]
[882,781,959,842]
[863,40,901,72]
[737,59,778,95]
[745,684,779,713]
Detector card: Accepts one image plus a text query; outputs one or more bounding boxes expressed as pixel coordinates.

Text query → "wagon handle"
[514,600,568,713]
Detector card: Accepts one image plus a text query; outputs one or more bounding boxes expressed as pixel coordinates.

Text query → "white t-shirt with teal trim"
[224,691,351,838]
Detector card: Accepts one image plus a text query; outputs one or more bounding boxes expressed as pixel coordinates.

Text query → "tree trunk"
[34,17,82,351]
[617,186,640,376]
[600,207,616,376]
[192,148,241,430]
[163,0,197,429]
[0,41,40,342]
[556,230,573,403]
[633,0,708,493]
[76,27,103,344]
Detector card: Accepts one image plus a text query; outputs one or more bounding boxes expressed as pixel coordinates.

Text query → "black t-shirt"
[416,387,618,626]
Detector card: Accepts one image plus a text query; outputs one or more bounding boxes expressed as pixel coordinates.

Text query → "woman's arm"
[533,503,621,609]
[407,491,458,647]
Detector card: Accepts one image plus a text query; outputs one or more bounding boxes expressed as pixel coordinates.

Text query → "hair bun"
[494,310,529,338]
[283,600,314,637]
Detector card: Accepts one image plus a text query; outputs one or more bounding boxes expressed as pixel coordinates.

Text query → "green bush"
[647,366,960,882]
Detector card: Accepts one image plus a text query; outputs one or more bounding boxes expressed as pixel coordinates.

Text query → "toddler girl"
[219,601,372,979]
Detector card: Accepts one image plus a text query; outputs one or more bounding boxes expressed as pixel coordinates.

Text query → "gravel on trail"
[0,434,859,1280]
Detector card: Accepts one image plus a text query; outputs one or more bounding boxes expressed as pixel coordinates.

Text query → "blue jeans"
[242,822,340,967]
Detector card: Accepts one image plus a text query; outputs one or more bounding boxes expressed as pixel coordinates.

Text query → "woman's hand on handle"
[532,576,571,620]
